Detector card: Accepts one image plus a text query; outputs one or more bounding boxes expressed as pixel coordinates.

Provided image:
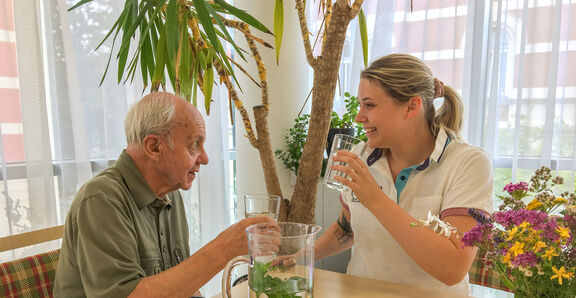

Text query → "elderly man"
[53,92,272,297]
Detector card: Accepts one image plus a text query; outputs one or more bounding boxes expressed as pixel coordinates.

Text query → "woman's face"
[355,78,407,148]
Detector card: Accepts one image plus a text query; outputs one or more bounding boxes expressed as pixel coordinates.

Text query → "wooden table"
[214,268,472,298]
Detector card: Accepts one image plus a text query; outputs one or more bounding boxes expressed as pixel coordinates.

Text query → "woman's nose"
[355,110,366,123]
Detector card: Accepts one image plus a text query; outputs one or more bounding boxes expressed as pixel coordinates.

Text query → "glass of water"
[324,134,367,191]
[243,194,281,220]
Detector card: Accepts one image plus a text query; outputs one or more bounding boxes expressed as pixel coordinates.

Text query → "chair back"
[0,249,60,298]
[468,249,512,292]
[0,226,64,298]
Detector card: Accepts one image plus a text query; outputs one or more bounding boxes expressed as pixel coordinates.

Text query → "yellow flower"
[509,241,524,257]
[501,252,511,265]
[507,226,519,241]
[518,221,530,232]
[556,226,571,239]
[532,240,546,252]
[550,266,573,285]
[526,198,543,210]
[554,197,567,204]
[543,247,559,260]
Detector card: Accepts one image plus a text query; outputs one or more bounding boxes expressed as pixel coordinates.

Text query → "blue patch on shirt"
[394,165,419,203]
[390,136,452,203]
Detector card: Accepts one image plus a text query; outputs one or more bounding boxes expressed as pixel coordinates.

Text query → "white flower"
[417,211,458,238]
[519,266,534,277]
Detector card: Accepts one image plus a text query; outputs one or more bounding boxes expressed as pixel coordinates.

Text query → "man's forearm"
[128,238,232,297]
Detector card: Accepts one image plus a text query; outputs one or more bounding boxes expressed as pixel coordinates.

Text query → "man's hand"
[218,217,277,259]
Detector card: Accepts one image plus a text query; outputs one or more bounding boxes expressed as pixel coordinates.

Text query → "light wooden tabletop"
[214,268,472,298]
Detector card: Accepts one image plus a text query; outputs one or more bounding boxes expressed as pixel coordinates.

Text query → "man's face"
[156,102,209,193]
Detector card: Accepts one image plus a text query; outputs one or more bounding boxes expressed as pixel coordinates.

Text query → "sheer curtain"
[1,1,233,294]
[338,0,574,297]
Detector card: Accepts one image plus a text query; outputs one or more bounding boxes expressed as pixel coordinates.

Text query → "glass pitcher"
[222,222,321,298]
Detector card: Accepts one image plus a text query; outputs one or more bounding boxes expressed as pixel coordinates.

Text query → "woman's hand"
[330,150,382,209]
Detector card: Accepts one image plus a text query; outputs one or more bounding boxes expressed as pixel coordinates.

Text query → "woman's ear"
[142,134,162,161]
[405,96,423,119]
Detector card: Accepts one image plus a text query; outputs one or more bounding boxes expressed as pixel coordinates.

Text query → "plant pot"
[326,128,355,157]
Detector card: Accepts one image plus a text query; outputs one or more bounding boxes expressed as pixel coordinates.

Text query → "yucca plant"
[70,0,271,114]
[70,0,287,207]
[71,0,385,224]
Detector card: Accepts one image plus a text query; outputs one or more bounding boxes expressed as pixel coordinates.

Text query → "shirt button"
[163,246,168,252]
[400,176,406,181]
[160,230,164,236]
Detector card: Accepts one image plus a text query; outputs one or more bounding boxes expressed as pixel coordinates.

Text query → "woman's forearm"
[315,209,354,259]
[365,194,477,285]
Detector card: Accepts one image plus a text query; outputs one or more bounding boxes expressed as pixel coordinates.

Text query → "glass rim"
[243,194,281,201]
[246,222,321,239]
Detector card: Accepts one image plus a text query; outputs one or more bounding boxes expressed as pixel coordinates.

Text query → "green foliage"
[274,114,310,175]
[273,0,284,65]
[69,0,272,114]
[358,8,368,68]
[249,261,310,298]
[330,92,366,141]
[275,93,366,174]
[329,92,358,129]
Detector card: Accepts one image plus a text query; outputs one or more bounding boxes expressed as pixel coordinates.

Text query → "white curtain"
[338,0,574,297]
[1,1,233,294]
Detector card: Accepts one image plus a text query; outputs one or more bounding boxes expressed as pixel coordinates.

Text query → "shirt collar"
[115,150,172,210]
[366,128,451,169]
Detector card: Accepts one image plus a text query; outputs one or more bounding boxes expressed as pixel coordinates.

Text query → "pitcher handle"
[221,255,251,298]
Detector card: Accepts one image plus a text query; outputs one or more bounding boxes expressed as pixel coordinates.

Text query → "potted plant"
[275,92,365,176]
[326,92,366,156]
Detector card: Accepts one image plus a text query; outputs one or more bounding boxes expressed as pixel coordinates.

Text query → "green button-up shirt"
[54,150,190,298]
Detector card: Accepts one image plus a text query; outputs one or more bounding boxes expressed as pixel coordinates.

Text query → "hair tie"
[434,77,444,98]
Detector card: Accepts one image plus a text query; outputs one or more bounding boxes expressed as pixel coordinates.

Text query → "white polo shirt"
[342,128,493,295]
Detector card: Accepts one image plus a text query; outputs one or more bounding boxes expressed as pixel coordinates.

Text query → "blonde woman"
[315,54,493,295]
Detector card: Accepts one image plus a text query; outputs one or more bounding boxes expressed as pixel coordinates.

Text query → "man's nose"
[198,147,209,165]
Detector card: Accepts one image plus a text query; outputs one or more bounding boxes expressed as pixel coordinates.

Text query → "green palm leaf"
[358,8,369,68]
[273,0,284,65]
[214,0,271,34]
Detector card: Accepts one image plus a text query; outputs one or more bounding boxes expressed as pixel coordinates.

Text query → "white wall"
[234,0,311,210]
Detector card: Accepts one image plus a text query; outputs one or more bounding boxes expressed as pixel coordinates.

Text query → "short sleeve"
[441,148,494,215]
[75,195,143,297]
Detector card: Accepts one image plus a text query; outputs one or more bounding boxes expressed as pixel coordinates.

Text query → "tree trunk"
[287,1,356,223]
[253,105,284,203]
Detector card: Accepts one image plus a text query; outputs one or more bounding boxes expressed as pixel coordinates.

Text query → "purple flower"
[511,252,538,268]
[493,209,548,228]
[541,219,560,242]
[468,208,492,224]
[461,224,492,247]
[503,182,529,194]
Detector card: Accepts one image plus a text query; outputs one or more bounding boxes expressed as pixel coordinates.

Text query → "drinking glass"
[244,194,281,220]
[222,222,321,298]
[324,134,367,191]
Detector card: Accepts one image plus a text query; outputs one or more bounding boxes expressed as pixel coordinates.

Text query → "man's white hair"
[124,92,176,147]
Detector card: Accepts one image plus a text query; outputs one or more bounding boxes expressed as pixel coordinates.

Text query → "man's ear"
[405,96,423,119]
[142,134,162,161]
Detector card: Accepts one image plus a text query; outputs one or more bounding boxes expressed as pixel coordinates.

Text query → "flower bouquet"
[462,167,576,297]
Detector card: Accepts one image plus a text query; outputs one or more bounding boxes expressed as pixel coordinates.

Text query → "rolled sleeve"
[441,148,494,215]
[75,195,143,297]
